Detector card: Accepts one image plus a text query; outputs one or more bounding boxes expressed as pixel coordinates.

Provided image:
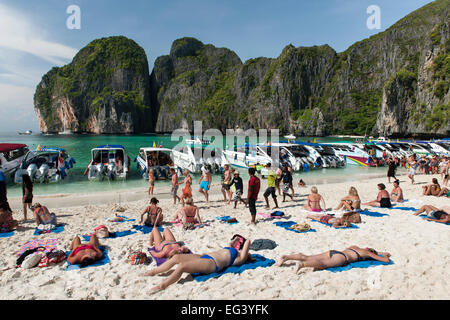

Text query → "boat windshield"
[146,151,173,167]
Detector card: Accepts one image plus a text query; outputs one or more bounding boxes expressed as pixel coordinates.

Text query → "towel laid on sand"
[107,215,135,223]
[81,230,137,241]
[191,254,275,282]
[314,221,359,229]
[17,239,59,256]
[249,239,277,251]
[132,225,164,234]
[421,218,450,225]
[257,213,285,220]
[358,210,389,217]
[215,216,239,224]
[391,206,417,212]
[0,231,14,238]
[171,220,209,229]
[326,258,393,272]
[65,246,110,270]
[148,247,193,266]
[33,224,64,236]
[273,221,316,234]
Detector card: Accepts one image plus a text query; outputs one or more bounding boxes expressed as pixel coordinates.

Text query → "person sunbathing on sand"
[275,246,391,273]
[148,226,191,259]
[67,234,103,267]
[140,197,163,227]
[0,203,18,233]
[144,235,252,294]
[334,187,361,211]
[306,213,353,228]
[32,203,57,226]
[304,187,326,212]
[173,197,202,225]
[413,205,450,223]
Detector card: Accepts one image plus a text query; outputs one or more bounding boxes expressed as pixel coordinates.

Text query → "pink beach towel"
[257,213,282,220]
[16,239,59,256]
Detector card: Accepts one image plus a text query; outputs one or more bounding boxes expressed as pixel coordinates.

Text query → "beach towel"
[325,258,393,273]
[215,216,239,224]
[421,218,450,225]
[148,247,193,266]
[273,221,316,234]
[0,231,14,238]
[314,221,359,229]
[249,239,277,251]
[17,239,59,256]
[107,215,135,223]
[191,254,275,282]
[171,220,209,229]
[65,246,110,271]
[358,210,389,217]
[391,206,417,212]
[132,225,164,234]
[257,213,281,220]
[81,230,137,241]
[403,199,423,204]
[33,224,64,236]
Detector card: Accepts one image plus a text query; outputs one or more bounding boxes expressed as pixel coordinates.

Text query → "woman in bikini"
[144,235,252,294]
[140,197,163,226]
[413,205,450,223]
[422,178,441,196]
[306,213,354,228]
[362,183,392,208]
[304,186,326,212]
[67,234,103,267]
[173,197,202,226]
[148,226,191,260]
[390,180,404,202]
[275,246,391,273]
[334,187,361,211]
[32,203,57,226]
[180,170,193,207]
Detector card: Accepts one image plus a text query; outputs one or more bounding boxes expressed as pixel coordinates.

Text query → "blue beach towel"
[271,211,285,217]
[273,221,316,234]
[0,231,14,238]
[65,246,110,271]
[132,225,164,234]
[191,254,275,282]
[81,230,137,241]
[110,215,135,223]
[315,221,359,229]
[421,218,450,225]
[391,206,417,212]
[359,210,389,217]
[326,258,393,273]
[215,216,239,224]
[33,225,64,236]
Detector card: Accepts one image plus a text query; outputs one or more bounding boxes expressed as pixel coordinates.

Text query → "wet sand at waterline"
[1,170,449,300]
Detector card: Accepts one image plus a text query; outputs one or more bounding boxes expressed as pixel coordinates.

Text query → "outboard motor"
[38,163,50,182]
[27,163,38,181]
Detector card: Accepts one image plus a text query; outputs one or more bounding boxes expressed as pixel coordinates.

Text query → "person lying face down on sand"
[413,205,450,223]
[140,197,163,227]
[67,234,103,267]
[172,197,202,225]
[144,235,252,294]
[275,245,391,273]
[334,186,361,211]
[148,226,191,259]
[306,213,357,228]
[362,183,392,208]
[0,203,18,233]
[304,187,326,212]
[32,203,57,226]
[422,178,441,196]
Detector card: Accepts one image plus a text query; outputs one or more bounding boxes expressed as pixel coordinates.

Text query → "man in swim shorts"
[170,168,181,204]
[246,167,260,225]
[198,166,212,203]
[263,164,279,209]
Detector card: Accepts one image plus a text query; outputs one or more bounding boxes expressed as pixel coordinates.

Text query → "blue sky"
[0,0,433,132]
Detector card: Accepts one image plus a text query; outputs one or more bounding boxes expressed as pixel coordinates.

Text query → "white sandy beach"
[1,169,449,300]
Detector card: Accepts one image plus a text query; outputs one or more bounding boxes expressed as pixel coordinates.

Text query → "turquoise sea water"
[0,132,387,197]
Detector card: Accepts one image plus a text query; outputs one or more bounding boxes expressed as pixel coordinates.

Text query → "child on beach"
[148,169,155,195]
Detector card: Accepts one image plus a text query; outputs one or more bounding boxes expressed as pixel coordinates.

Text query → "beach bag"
[38,255,49,268]
[183,222,196,230]
[21,252,43,269]
[94,225,110,238]
[289,222,311,232]
[128,251,149,265]
[16,247,45,266]
[46,250,66,264]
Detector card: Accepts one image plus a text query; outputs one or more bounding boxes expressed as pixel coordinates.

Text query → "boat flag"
[313,138,317,143]
[37,145,41,151]
[153,141,156,148]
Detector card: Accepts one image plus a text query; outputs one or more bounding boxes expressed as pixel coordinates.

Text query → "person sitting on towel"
[148,227,191,259]
[413,205,450,223]
[334,187,361,211]
[275,246,391,273]
[140,197,163,227]
[144,235,252,294]
[67,234,103,267]
[362,183,392,208]
[32,203,57,226]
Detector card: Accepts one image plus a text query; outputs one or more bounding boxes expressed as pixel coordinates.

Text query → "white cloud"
[0,3,78,65]
[0,84,38,131]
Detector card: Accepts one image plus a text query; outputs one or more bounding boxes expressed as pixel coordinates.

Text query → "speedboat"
[172,140,224,174]
[14,146,76,183]
[86,145,130,181]
[136,147,174,179]
[17,130,32,135]
[222,143,272,169]
[327,143,370,166]
[0,143,29,181]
